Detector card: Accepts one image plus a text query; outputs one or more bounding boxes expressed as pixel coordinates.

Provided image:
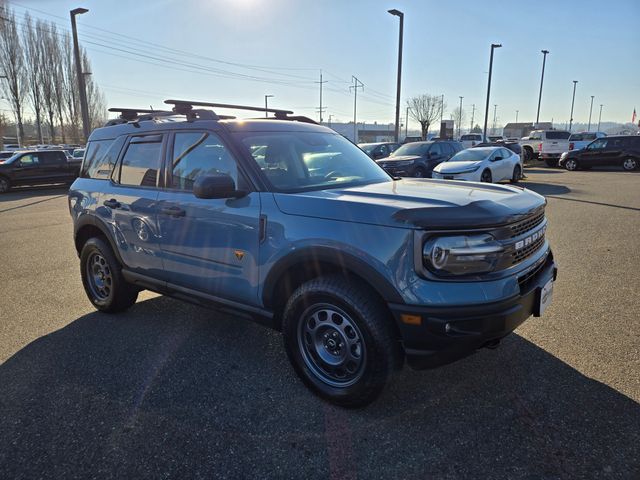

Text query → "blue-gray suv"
[69,100,558,407]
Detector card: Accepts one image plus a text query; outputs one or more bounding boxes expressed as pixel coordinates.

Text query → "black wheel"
[481,169,492,183]
[510,165,521,183]
[622,157,638,171]
[282,275,401,407]
[0,176,10,193]
[522,148,532,162]
[413,167,427,178]
[80,237,139,312]
[545,158,558,168]
[564,158,579,171]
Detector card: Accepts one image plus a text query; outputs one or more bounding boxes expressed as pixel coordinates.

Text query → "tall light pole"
[316,72,327,123]
[470,103,475,131]
[388,9,403,142]
[492,104,498,135]
[405,106,409,139]
[569,80,578,132]
[515,110,519,123]
[536,49,549,126]
[264,94,273,117]
[483,43,502,139]
[350,76,364,143]
[70,7,90,142]
[458,96,463,138]
[597,104,603,131]
[587,95,595,131]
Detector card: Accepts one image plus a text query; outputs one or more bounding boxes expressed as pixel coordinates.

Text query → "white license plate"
[538,279,554,316]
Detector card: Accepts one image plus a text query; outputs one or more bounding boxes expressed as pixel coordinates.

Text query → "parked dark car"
[0,149,80,192]
[358,142,400,160]
[558,135,640,171]
[376,140,463,177]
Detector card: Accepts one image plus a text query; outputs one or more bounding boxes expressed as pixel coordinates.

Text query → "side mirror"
[193,173,239,199]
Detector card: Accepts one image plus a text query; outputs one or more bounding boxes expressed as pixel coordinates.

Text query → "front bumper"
[389,252,557,370]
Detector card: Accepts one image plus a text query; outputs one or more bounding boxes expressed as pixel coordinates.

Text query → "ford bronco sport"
[69,100,557,407]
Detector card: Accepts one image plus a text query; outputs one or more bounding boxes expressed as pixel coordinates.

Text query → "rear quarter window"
[82,137,125,179]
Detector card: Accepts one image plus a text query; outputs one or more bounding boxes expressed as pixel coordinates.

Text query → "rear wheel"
[564,158,579,171]
[522,147,533,163]
[80,237,139,312]
[282,275,401,407]
[0,176,10,193]
[481,169,492,183]
[622,157,637,171]
[510,165,521,183]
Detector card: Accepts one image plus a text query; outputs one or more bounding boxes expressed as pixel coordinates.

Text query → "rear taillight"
[569,142,574,150]
[538,143,543,151]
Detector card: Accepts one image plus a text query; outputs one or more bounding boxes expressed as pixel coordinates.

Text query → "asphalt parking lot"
[1,168,639,479]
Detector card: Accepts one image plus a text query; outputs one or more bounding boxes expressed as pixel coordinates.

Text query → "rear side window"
[546,131,570,140]
[118,135,163,187]
[82,138,125,179]
[39,151,65,165]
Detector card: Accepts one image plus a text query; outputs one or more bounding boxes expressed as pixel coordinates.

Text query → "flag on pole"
[633,108,637,123]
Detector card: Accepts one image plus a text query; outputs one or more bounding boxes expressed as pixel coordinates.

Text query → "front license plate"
[537,279,554,316]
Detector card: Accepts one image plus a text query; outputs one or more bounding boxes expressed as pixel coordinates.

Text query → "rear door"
[38,151,69,182]
[156,130,261,305]
[103,133,165,276]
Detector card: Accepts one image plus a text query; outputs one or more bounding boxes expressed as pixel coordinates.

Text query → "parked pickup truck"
[0,149,80,193]
[520,130,571,167]
[568,131,606,151]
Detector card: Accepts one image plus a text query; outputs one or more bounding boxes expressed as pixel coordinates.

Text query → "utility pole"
[470,103,475,131]
[483,43,502,139]
[328,114,334,128]
[516,110,519,123]
[458,96,463,138]
[405,106,409,139]
[70,7,90,142]
[350,76,364,143]
[316,71,327,123]
[492,104,498,135]
[536,50,549,126]
[569,80,578,132]
[440,94,445,125]
[388,9,404,142]
[597,104,603,131]
[587,95,595,131]
[264,94,274,118]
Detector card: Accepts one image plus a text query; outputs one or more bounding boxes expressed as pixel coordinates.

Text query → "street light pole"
[483,43,501,140]
[388,9,404,142]
[405,106,409,139]
[350,76,364,143]
[470,104,475,131]
[516,110,519,123]
[597,104,603,131]
[587,95,595,131]
[264,94,273,118]
[569,80,578,132]
[492,104,498,135]
[536,49,549,126]
[70,7,90,142]
[458,96,463,138]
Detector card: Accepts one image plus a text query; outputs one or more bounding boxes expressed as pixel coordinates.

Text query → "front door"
[580,138,611,167]
[12,153,43,185]
[156,130,261,306]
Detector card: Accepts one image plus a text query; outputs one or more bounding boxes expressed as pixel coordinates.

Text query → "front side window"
[430,143,443,156]
[240,132,390,192]
[119,136,163,187]
[171,132,238,191]
[588,139,608,150]
[19,154,39,166]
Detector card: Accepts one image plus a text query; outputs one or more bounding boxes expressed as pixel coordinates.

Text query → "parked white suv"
[520,130,571,166]
[460,133,489,149]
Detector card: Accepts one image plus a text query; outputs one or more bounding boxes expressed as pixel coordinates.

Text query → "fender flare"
[74,214,125,265]
[262,246,405,308]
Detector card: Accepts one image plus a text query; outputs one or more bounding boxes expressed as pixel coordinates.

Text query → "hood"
[434,161,482,174]
[377,155,421,163]
[273,179,546,230]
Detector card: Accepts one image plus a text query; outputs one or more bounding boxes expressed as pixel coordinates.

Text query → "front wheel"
[481,169,493,183]
[80,237,139,313]
[564,158,579,171]
[282,275,401,407]
[510,165,521,183]
[413,167,427,178]
[622,157,638,171]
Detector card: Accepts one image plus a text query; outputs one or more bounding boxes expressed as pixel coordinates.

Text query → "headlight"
[423,234,503,276]
[455,164,482,173]
[392,160,414,167]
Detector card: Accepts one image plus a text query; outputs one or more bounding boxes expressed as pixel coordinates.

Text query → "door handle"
[161,206,186,217]
[103,198,121,209]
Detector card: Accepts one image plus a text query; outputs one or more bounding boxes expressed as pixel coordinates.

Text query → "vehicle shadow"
[1,296,638,478]
[519,181,571,196]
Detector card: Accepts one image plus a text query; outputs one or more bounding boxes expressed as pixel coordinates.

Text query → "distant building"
[503,122,553,139]
[322,121,424,143]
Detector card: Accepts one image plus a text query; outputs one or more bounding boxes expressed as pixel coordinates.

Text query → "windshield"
[390,142,430,157]
[447,149,491,162]
[240,132,391,192]
[359,144,376,154]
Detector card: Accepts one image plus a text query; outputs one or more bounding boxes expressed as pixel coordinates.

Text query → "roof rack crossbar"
[165,99,294,116]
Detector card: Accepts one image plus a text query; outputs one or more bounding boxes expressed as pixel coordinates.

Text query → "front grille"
[510,210,545,238]
[512,234,545,264]
[517,252,550,290]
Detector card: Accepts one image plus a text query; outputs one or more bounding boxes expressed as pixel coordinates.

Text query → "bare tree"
[23,13,45,143]
[0,5,27,145]
[451,106,466,138]
[36,19,57,142]
[61,31,81,143]
[82,49,107,129]
[406,94,443,140]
